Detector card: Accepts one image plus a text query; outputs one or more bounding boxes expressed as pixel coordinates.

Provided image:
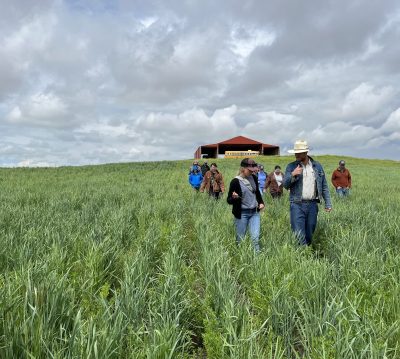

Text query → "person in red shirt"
[331,160,352,197]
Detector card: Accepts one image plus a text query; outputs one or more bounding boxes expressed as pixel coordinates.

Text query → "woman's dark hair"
[274,165,281,170]
[210,162,218,167]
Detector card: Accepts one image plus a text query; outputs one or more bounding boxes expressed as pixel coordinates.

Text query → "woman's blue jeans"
[235,208,260,252]
[336,188,350,197]
[290,201,318,245]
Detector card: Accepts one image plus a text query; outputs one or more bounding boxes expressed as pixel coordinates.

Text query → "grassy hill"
[1,156,399,358]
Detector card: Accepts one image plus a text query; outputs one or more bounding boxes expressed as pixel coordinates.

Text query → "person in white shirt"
[283,140,332,245]
[265,165,284,198]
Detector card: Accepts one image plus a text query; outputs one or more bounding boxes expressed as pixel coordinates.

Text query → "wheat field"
[0,156,399,358]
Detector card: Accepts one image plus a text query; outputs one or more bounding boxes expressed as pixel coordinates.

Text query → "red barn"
[194,136,280,159]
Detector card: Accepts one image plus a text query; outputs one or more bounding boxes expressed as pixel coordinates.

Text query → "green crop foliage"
[0,155,399,358]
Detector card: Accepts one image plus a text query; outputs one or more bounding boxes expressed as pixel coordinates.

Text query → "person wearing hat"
[331,160,352,197]
[200,162,225,199]
[189,160,201,174]
[227,158,265,252]
[283,140,332,246]
[265,165,284,199]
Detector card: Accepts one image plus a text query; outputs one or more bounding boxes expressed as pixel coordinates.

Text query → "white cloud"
[229,25,275,61]
[2,14,55,54]
[341,82,394,119]
[85,61,108,79]
[6,92,69,127]
[301,108,400,153]
[17,159,54,167]
[139,16,159,30]
[77,120,133,138]
[1,1,400,165]
[242,111,301,144]
[135,105,239,145]
[381,107,400,132]
[309,122,379,148]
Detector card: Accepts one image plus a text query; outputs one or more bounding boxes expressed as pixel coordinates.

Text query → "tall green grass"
[0,156,399,358]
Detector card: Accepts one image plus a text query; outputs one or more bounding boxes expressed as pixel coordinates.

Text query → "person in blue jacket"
[257,164,267,195]
[189,160,201,174]
[188,164,203,191]
[283,140,332,246]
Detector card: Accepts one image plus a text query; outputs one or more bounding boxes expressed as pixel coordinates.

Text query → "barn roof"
[203,136,278,147]
[219,136,262,145]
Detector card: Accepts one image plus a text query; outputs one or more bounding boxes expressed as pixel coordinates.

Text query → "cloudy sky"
[1,0,400,166]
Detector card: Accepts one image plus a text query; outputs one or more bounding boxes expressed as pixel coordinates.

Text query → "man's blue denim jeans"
[235,209,260,252]
[336,188,349,197]
[290,201,318,245]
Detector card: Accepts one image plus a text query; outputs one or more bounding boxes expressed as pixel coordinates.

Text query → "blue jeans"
[290,201,318,245]
[336,188,349,197]
[235,209,260,252]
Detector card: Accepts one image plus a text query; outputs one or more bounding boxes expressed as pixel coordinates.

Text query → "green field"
[1,156,399,358]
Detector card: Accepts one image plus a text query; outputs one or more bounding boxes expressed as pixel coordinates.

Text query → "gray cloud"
[1,0,400,166]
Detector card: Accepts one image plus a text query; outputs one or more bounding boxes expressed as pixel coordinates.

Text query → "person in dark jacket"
[201,162,210,176]
[227,158,265,252]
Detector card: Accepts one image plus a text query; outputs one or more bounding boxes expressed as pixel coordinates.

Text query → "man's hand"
[259,203,265,210]
[324,207,332,212]
[291,164,302,177]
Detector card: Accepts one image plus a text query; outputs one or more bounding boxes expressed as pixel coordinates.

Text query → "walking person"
[200,163,225,199]
[201,161,210,176]
[188,166,203,191]
[331,160,352,197]
[227,158,265,252]
[257,165,268,195]
[283,140,332,246]
[265,165,284,199]
[189,160,201,174]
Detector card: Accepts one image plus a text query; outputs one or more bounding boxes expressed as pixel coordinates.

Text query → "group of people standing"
[188,161,225,199]
[188,140,352,251]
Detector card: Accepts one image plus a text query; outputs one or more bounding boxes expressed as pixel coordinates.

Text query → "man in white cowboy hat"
[283,140,332,245]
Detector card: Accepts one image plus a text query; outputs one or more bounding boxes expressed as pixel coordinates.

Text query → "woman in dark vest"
[227,158,265,252]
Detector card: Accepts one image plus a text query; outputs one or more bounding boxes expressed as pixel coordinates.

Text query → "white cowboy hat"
[288,140,309,154]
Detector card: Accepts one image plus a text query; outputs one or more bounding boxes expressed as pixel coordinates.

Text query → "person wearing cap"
[200,162,225,199]
[227,158,265,252]
[331,160,352,197]
[283,140,332,246]
[265,165,284,199]
[257,164,268,195]
[189,160,201,175]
